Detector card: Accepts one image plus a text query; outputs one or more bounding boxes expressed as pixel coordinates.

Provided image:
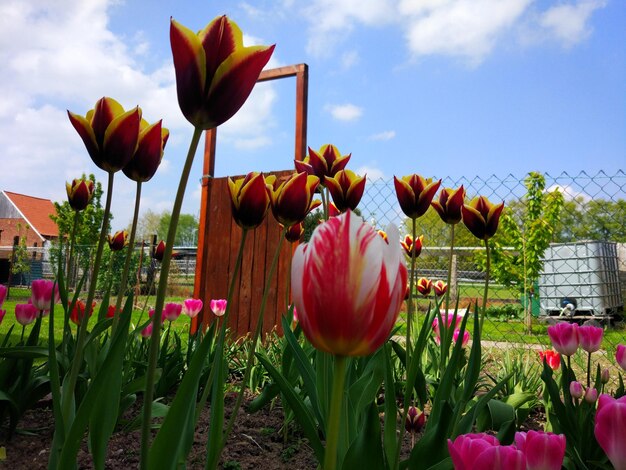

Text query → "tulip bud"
[108,230,129,251]
[325,169,366,212]
[123,119,169,182]
[416,278,432,297]
[285,222,305,243]
[106,305,119,319]
[405,406,425,433]
[585,387,598,404]
[394,174,441,220]
[295,144,351,185]
[453,329,470,347]
[615,344,626,371]
[570,381,584,399]
[15,303,38,326]
[210,299,227,317]
[0,284,6,309]
[267,172,321,227]
[433,280,448,297]
[578,325,603,353]
[538,350,561,370]
[153,241,165,261]
[547,322,579,357]
[66,178,95,211]
[30,279,60,312]
[163,302,182,322]
[461,196,505,240]
[228,172,271,229]
[400,235,423,259]
[601,368,610,384]
[141,323,153,338]
[431,186,465,225]
[182,299,203,319]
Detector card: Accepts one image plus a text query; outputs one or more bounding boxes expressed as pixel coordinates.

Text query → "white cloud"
[357,165,386,180]
[369,130,396,141]
[539,0,606,47]
[325,103,364,121]
[341,50,360,70]
[399,0,532,65]
[546,184,591,202]
[0,0,279,227]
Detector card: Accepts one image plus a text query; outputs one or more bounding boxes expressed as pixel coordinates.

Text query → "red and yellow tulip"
[416,277,432,296]
[325,170,366,212]
[66,177,95,212]
[267,172,321,227]
[400,234,423,258]
[228,172,271,229]
[295,144,351,184]
[153,240,166,261]
[108,230,129,251]
[394,174,441,219]
[170,16,275,130]
[461,196,505,240]
[122,118,169,182]
[68,97,141,173]
[285,222,305,243]
[431,186,465,224]
[291,210,407,357]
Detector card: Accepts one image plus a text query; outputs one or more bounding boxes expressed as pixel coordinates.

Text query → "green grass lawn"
[0,287,194,346]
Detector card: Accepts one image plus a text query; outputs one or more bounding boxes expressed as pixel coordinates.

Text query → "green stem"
[66,210,80,286]
[221,229,286,448]
[60,170,114,426]
[140,126,203,469]
[323,355,347,470]
[479,238,490,331]
[195,230,248,424]
[586,352,591,388]
[406,217,417,357]
[112,181,142,334]
[445,224,455,315]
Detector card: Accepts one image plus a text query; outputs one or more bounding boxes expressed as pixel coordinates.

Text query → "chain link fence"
[360,170,626,375]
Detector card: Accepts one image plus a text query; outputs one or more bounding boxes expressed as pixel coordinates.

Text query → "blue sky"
[0,0,623,230]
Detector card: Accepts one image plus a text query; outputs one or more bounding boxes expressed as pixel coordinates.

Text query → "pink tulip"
[0,309,5,325]
[210,299,227,317]
[547,322,579,356]
[15,304,38,326]
[453,329,470,347]
[584,387,597,404]
[616,344,626,371]
[0,284,6,308]
[578,325,603,353]
[182,299,203,319]
[162,302,182,322]
[570,381,584,399]
[515,430,566,470]
[432,313,463,337]
[448,433,500,470]
[474,445,525,470]
[595,394,626,470]
[601,368,610,384]
[141,323,153,338]
[30,280,60,311]
[291,210,407,357]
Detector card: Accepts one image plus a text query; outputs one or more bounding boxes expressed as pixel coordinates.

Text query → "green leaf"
[383,343,398,469]
[342,402,386,469]
[256,352,325,462]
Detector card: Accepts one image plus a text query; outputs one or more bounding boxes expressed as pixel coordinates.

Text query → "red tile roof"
[4,191,59,238]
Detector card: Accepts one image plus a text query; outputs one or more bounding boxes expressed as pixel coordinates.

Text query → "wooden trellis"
[192,64,308,337]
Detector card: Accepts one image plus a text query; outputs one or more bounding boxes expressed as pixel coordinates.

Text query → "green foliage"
[10,224,31,278]
[481,172,564,294]
[157,212,198,246]
[403,206,480,247]
[95,244,140,296]
[554,198,626,242]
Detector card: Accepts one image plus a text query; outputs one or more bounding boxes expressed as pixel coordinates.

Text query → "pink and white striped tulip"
[182,299,203,318]
[15,303,38,326]
[291,210,407,357]
[30,279,60,312]
[547,322,579,356]
[595,394,626,470]
[616,344,626,371]
[162,302,182,322]
[578,325,603,353]
[515,430,566,470]
[210,299,227,317]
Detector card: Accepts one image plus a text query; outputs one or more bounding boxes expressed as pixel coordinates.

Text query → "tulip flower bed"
[2,12,626,470]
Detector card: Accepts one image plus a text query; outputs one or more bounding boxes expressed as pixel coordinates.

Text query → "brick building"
[0,191,59,282]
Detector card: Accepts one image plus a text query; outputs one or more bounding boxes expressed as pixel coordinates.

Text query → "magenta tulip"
[474,445,525,470]
[0,309,5,325]
[515,430,566,470]
[448,433,500,470]
[570,381,584,399]
[163,302,182,322]
[291,210,407,357]
[595,394,626,470]
[616,344,626,371]
[547,322,579,356]
[15,304,38,326]
[453,329,471,347]
[182,299,203,319]
[210,299,227,317]
[0,284,6,308]
[141,323,153,338]
[578,325,603,353]
[30,280,60,312]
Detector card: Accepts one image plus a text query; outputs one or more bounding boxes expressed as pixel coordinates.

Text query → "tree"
[132,209,162,243]
[479,172,564,331]
[50,173,109,282]
[10,223,31,284]
[157,212,199,246]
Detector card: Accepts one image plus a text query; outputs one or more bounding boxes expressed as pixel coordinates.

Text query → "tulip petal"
[200,15,242,83]
[123,120,165,182]
[205,44,275,129]
[67,111,99,162]
[102,107,141,172]
[170,18,207,125]
[91,97,125,145]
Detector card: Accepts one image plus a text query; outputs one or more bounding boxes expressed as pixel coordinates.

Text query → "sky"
[0,0,624,231]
